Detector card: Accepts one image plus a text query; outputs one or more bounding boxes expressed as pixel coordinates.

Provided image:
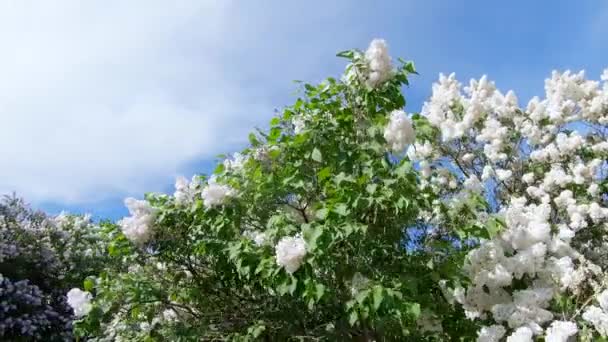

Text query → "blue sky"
[0,1,606,221]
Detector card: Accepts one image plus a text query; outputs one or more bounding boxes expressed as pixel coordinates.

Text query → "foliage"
[409,68,608,341]
[0,195,110,340]
[75,40,475,341]
[23,38,607,342]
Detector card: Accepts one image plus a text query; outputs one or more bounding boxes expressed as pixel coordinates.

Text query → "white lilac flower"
[583,306,608,336]
[162,309,178,322]
[223,152,247,172]
[384,110,416,153]
[349,272,371,296]
[66,288,92,317]
[293,116,306,134]
[363,39,393,88]
[522,172,535,184]
[598,289,608,312]
[406,141,433,161]
[275,234,307,274]
[481,165,494,181]
[174,175,203,205]
[495,169,512,181]
[422,69,608,339]
[174,176,192,204]
[201,176,235,208]
[476,325,506,342]
[119,198,158,245]
[506,327,533,342]
[244,230,270,247]
[462,152,475,163]
[544,320,577,342]
[464,175,484,193]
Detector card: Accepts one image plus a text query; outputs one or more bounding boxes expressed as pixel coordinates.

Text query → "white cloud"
[0,0,435,206]
[0,1,357,204]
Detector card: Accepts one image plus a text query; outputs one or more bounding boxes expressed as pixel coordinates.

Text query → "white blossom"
[583,306,608,336]
[363,39,393,88]
[522,173,535,184]
[407,141,433,161]
[428,69,608,339]
[495,169,512,181]
[349,272,371,296]
[544,320,577,342]
[201,176,235,208]
[275,234,307,274]
[244,230,270,247]
[67,288,92,317]
[464,175,484,193]
[476,325,506,342]
[384,110,416,152]
[162,309,178,322]
[223,152,247,172]
[174,175,202,205]
[506,326,533,342]
[118,198,158,245]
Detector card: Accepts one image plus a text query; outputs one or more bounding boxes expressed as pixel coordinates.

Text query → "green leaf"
[269,127,282,141]
[214,163,225,174]
[336,172,356,186]
[315,208,329,220]
[406,302,421,318]
[366,183,378,194]
[333,203,349,216]
[277,279,289,296]
[248,132,260,146]
[355,289,369,304]
[315,283,326,301]
[303,225,323,250]
[336,50,355,59]
[311,148,323,162]
[348,310,358,326]
[269,117,280,126]
[317,167,332,182]
[288,277,298,295]
[372,286,383,310]
[83,277,95,292]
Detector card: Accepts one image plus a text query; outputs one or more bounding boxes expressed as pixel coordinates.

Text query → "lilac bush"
[0,195,108,341]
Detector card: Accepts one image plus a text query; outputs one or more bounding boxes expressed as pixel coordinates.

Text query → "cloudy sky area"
[0,0,606,220]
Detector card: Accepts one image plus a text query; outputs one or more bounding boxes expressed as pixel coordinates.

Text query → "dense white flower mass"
[223,152,248,172]
[243,230,270,247]
[477,324,506,342]
[173,175,202,205]
[363,39,393,88]
[293,116,308,134]
[67,288,92,317]
[162,309,178,322]
[275,234,307,274]
[544,320,577,342]
[119,197,158,245]
[583,305,608,336]
[420,68,608,339]
[384,110,416,152]
[201,176,236,208]
[506,327,533,342]
[61,37,607,340]
[581,289,608,337]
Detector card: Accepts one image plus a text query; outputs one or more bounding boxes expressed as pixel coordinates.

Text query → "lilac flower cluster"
[0,195,107,341]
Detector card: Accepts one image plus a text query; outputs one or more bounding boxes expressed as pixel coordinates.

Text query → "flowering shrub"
[75,39,478,341]
[72,39,608,341]
[413,68,608,340]
[0,195,109,341]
